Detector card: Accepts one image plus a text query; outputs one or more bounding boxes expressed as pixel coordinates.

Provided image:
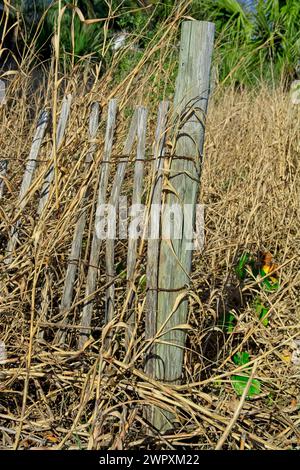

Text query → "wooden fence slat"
[6,111,49,260]
[0,160,8,199]
[126,107,148,293]
[123,107,148,347]
[77,99,119,349]
[37,272,51,341]
[0,79,5,105]
[1,81,8,198]
[18,111,50,207]
[104,108,140,331]
[291,80,300,104]
[144,101,169,380]
[154,21,215,431]
[55,102,100,345]
[37,94,72,215]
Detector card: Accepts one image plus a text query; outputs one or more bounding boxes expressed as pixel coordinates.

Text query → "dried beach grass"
[0,8,300,451]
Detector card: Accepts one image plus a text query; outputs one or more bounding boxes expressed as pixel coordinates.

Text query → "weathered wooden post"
[147,20,215,431]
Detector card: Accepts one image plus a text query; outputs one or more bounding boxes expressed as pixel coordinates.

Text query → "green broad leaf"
[233,351,250,366]
[259,270,280,292]
[138,274,147,291]
[231,374,261,397]
[259,308,269,326]
[248,258,259,277]
[235,252,258,280]
[254,299,269,326]
[260,315,269,327]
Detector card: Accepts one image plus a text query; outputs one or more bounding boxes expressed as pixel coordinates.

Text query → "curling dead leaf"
[155,291,188,339]
[162,179,180,198]
[57,4,104,26]
[261,251,279,277]
[168,323,193,331]
[0,69,19,77]
[101,321,130,345]
[44,434,59,443]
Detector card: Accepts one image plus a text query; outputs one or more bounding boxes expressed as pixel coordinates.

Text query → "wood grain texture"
[155,21,215,431]
[0,160,8,199]
[145,101,169,380]
[104,108,139,330]
[126,107,148,312]
[6,111,49,261]
[56,102,100,345]
[0,79,5,105]
[78,99,119,349]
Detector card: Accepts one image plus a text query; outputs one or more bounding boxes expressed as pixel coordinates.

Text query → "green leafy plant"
[253,298,269,326]
[191,0,300,87]
[259,269,280,292]
[221,310,236,333]
[138,274,147,291]
[231,373,261,396]
[231,351,261,397]
[42,1,104,62]
[6,0,300,84]
[116,261,127,280]
[233,351,250,366]
[235,251,253,280]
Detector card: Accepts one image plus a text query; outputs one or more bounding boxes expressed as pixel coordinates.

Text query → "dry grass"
[0,22,300,449]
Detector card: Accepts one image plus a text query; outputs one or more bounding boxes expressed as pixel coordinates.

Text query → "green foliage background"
[4,0,300,87]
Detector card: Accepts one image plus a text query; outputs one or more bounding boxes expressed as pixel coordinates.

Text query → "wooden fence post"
[151,20,215,432]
